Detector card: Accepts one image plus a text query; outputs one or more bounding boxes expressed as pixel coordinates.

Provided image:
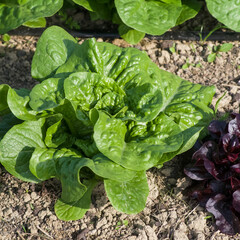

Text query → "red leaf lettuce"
[184,113,240,235]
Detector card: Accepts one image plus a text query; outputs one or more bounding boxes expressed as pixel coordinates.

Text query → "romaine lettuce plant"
[0,26,215,220]
[185,113,240,235]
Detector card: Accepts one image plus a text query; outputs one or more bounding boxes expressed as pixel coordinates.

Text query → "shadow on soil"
[0,44,38,89]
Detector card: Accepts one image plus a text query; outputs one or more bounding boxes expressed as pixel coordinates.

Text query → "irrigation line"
[8,27,240,41]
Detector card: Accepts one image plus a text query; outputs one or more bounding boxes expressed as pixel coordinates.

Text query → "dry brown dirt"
[0,34,239,240]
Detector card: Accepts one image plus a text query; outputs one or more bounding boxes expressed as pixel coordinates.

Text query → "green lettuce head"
[0,26,215,220]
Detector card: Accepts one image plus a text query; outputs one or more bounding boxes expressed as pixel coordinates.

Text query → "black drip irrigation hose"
[8,27,240,42]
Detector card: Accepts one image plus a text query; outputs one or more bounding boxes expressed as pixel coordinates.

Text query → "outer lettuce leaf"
[29,148,74,181]
[0,114,22,140]
[55,179,97,221]
[7,88,37,120]
[92,153,136,181]
[0,84,10,116]
[0,0,63,34]
[31,26,77,80]
[39,152,137,220]
[104,171,149,214]
[72,0,95,11]
[206,0,240,32]
[0,118,46,182]
[115,0,182,35]
[56,38,105,77]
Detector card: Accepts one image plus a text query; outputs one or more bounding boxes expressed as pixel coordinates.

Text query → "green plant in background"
[207,43,233,63]
[205,0,240,33]
[0,0,202,43]
[73,0,202,44]
[0,26,215,221]
[58,10,80,30]
[1,0,240,44]
[0,0,63,34]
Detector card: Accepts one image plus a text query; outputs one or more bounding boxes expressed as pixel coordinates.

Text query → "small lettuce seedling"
[2,34,10,42]
[0,26,215,221]
[207,43,233,63]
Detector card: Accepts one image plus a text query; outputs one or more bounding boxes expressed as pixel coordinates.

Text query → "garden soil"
[0,34,240,240]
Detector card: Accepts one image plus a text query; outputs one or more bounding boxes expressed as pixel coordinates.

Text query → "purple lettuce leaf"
[208,120,227,139]
[231,178,240,191]
[233,189,240,213]
[228,114,240,137]
[222,134,240,162]
[184,166,212,180]
[184,113,240,235]
[206,194,240,235]
[231,163,240,174]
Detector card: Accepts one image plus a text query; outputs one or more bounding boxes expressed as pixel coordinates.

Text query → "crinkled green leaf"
[56,157,90,203]
[29,78,64,111]
[104,171,149,214]
[56,38,105,77]
[0,0,63,34]
[206,0,240,32]
[55,179,97,221]
[45,118,71,148]
[64,72,124,112]
[54,99,93,137]
[0,118,46,182]
[157,126,203,167]
[93,110,183,171]
[115,0,182,35]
